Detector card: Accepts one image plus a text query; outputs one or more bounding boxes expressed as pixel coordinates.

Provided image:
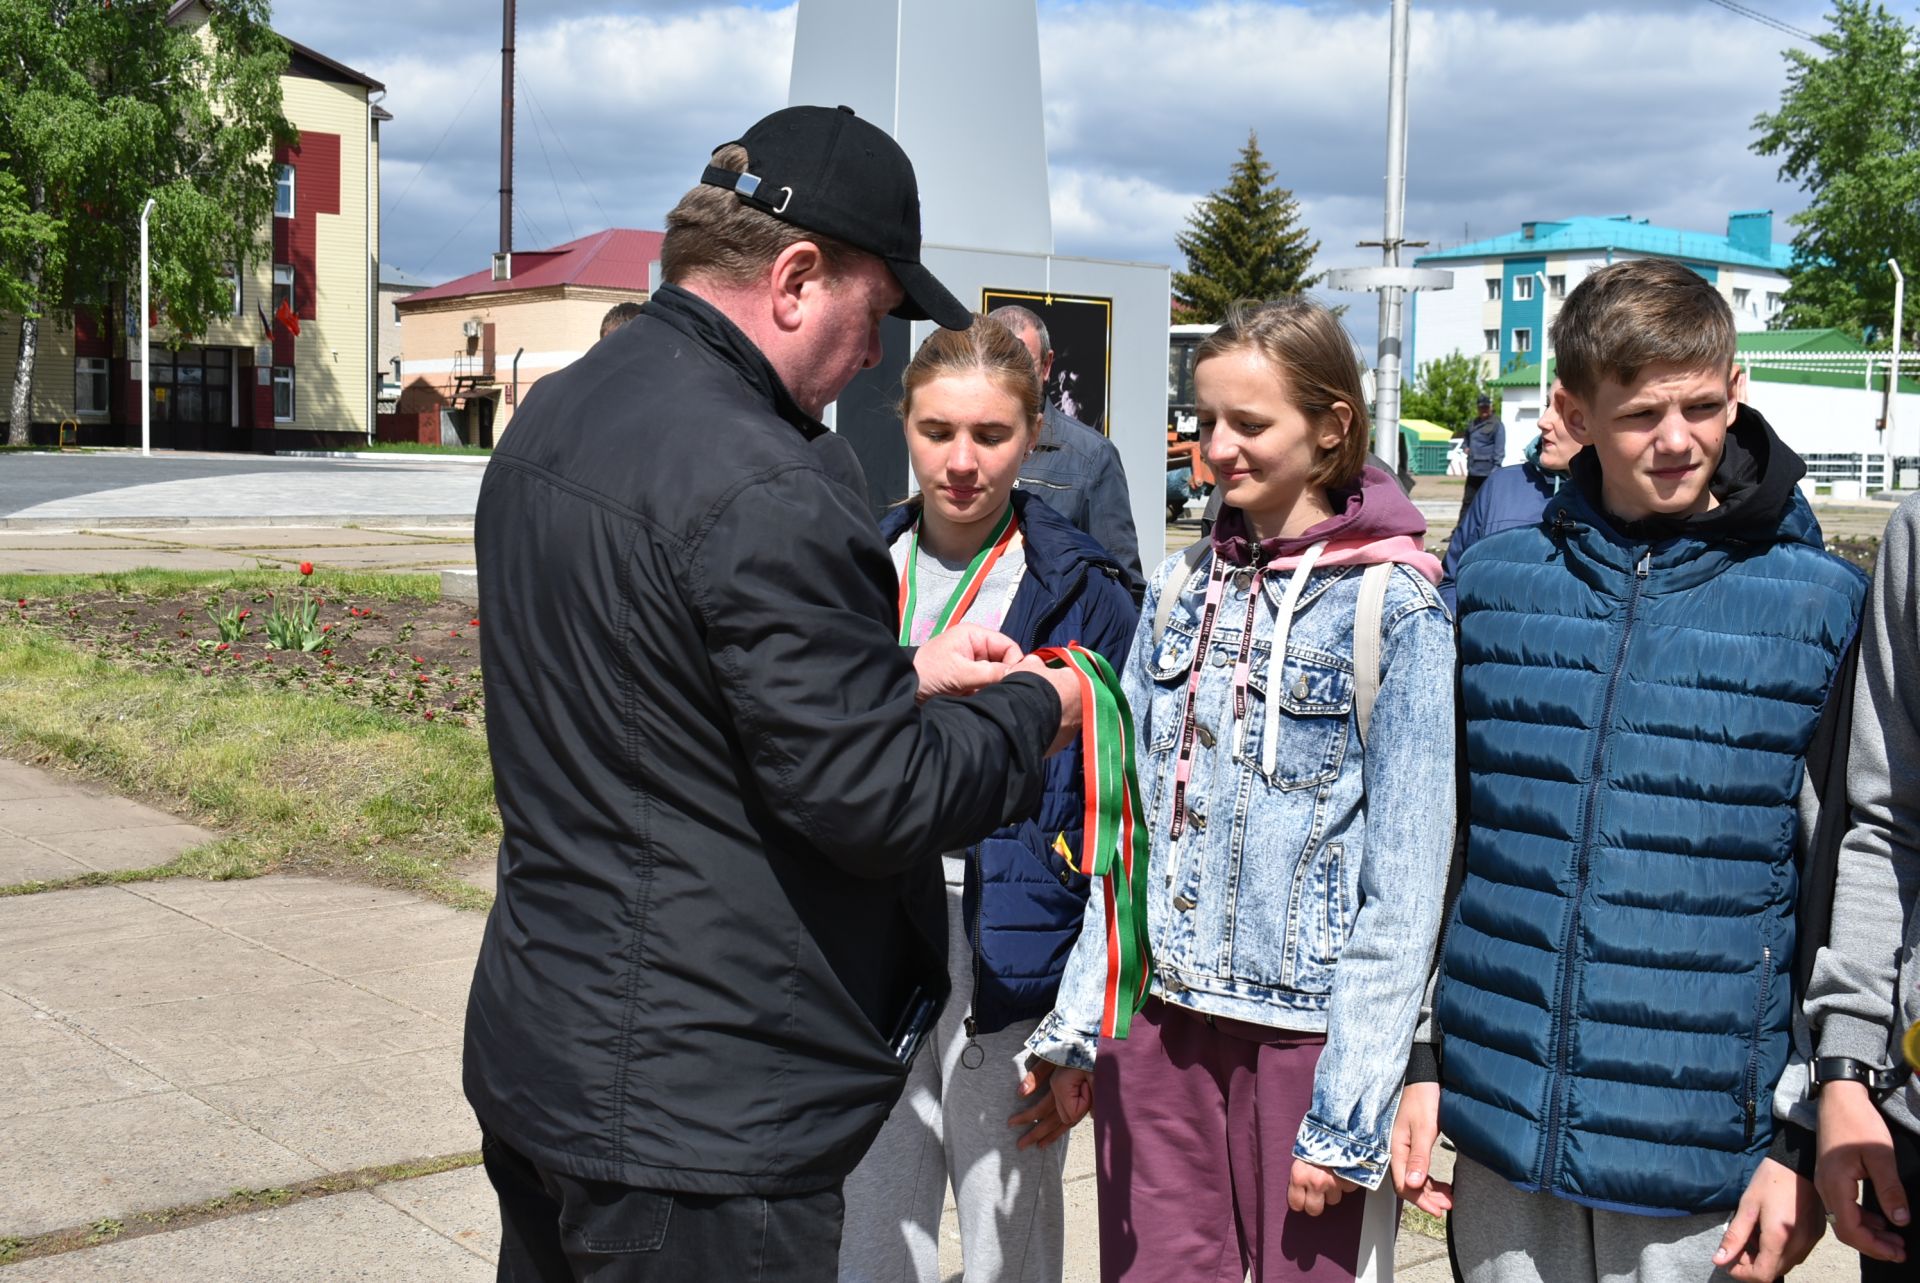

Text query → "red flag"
[274,297,301,337]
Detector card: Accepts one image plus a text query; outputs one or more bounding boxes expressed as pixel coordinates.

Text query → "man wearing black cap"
[464,105,1083,1281]
[1461,392,1506,517]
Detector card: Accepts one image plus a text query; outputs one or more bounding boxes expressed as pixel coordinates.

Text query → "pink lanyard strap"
[1168,554,1228,840]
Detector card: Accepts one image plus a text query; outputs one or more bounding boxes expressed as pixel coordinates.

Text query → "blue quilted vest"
[1437,477,1865,1216]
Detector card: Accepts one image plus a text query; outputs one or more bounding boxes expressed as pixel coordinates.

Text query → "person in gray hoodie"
[1807,492,1920,1279]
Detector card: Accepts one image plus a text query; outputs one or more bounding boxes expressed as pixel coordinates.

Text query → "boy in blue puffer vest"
[1397,259,1866,1282]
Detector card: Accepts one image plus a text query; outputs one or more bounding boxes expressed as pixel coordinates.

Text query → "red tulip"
[423,710,435,721]
[299,562,314,576]
[469,618,480,627]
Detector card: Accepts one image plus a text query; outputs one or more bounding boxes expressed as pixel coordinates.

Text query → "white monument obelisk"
[788,0,1170,553]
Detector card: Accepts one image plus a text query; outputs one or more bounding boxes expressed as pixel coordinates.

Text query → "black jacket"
[463,284,1060,1196]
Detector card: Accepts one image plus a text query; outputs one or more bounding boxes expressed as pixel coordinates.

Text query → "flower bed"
[12,576,485,727]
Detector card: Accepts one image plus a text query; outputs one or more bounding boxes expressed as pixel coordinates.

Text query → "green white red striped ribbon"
[1034,642,1152,1039]
[896,506,1019,646]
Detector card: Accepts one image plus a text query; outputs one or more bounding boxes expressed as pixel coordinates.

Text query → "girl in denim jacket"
[1020,299,1457,1282]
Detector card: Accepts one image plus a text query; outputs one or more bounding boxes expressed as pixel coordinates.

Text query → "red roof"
[401,229,665,305]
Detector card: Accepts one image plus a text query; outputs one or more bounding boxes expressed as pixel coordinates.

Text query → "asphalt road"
[0,451,484,523]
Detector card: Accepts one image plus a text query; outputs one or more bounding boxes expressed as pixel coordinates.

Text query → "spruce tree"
[1172,131,1321,323]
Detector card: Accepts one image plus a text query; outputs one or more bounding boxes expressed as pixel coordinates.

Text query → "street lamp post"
[1535,270,1550,456]
[140,197,155,458]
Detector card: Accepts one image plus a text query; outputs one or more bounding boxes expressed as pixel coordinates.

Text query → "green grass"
[355,441,490,456]
[0,620,497,907]
[0,568,439,602]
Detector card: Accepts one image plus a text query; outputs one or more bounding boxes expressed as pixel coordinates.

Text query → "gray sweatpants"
[838,881,1068,1283]
[1448,1155,1741,1283]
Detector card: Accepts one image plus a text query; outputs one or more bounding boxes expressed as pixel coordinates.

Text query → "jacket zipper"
[963,842,985,1053]
[1541,547,1649,1188]
[1743,944,1774,1144]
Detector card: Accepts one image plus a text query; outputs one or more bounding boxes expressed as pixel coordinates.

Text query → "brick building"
[0,1,386,448]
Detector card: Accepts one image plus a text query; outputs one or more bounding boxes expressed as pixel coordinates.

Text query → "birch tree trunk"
[7,181,46,446]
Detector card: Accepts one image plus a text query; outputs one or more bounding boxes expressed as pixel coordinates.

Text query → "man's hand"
[1713,1156,1825,1281]
[1008,1059,1093,1150]
[1286,1159,1359,1216]
[1816,1080,1910,1263]
[1390,1081,1452,1216]
[912,623,1022,703]
[1012,655,1083,755]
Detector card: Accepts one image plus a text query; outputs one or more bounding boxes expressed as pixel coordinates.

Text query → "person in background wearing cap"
[1460,392,1506,518]
[463,105,1085,1282]
[988,303,1146,604]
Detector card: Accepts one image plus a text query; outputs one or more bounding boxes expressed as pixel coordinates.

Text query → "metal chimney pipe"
[500,0,515,257]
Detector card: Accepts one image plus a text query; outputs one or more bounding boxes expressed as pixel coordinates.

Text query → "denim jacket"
[1026,545,1457,1188]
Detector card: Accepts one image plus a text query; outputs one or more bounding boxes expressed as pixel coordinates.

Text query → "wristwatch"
[1809,1056,1910,1100]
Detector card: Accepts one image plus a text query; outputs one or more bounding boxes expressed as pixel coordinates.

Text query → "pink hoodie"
[1210,465,1442,584]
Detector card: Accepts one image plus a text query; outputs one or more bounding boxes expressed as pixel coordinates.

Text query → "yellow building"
[0,2,385,448]
[391,229,659,443]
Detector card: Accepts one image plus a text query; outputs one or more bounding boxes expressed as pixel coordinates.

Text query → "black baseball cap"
[1476,393,1492,408]
[699,105,970,330]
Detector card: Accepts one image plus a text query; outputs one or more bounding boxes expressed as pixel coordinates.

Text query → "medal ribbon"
[1169,554,1229,840]
[1033,642,1152,1039]
[897,506,1019,645]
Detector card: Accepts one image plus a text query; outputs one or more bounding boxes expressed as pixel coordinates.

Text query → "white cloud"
[272,0,1821,350]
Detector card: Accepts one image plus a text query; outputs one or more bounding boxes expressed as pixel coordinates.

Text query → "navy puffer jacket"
[881,490,1140,1034]
[1437,407,1866,1215]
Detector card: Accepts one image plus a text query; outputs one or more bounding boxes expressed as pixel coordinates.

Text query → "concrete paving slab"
[9,928,319,1012]
[239,543,477,570]
[0,1089,323,1237]
[50,823,212,873]
[373,1164,499,1263]
[71,979,456,1087]
[0,533,157,550]
[110,526,459,550]
[0,763,89,802]
[0,885,199,950]
[0,995,170,1121]
[348,957,477,1027]
[0,548,271,574]
[240,900,481,979]
[0,794,203,839]
[0,1189,493,1280]
[0,833,90,885]
[135,875,421,926]
[198,1048,476,1173]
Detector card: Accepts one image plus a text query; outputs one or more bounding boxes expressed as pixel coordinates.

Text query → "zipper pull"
[1744,1094,1757,1143]
[1636,550,1651,578]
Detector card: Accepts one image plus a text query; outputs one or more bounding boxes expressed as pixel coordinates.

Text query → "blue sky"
[272,0,1844,352]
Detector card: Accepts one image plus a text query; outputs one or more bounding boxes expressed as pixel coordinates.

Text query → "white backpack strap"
[1353,562,1392,746]
[1151,539,1211,648]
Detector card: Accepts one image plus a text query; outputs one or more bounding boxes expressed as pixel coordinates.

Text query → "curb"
[272,450,491,464]
[0,514,476,531]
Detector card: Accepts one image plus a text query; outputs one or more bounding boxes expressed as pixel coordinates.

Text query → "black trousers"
[483,1132,845,1283]
[1459,473,1488,519]
[1859,1119,1920,1283]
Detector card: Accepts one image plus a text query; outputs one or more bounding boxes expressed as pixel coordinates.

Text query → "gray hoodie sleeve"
[1805,496,1920,1083]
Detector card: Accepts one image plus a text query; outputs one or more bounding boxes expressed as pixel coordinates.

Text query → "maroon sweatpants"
[1092,998,1393,1283]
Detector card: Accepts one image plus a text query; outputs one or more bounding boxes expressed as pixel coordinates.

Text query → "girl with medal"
[838,316,1138,1283]
[1023,300,1457,1282]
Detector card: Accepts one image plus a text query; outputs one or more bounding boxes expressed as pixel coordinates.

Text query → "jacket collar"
[641,283,829,442]
[879,489,1117,605]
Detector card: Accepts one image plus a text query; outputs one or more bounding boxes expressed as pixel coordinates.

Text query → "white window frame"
[1767,292,1784,313]
[392,301,401,327]
[1513,327,1534,354]
[272,366,295,422]
[223,261,243,317]
[274,165,295,219]
[1485,278,1501,302]
[75,356,109,417]
[1549,274,1566,300]
[272,264,293,316]
[1483,329,1500,353]
[1512,275,1534,302]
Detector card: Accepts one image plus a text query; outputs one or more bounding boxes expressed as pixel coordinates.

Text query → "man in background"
[990,303,1145,603]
